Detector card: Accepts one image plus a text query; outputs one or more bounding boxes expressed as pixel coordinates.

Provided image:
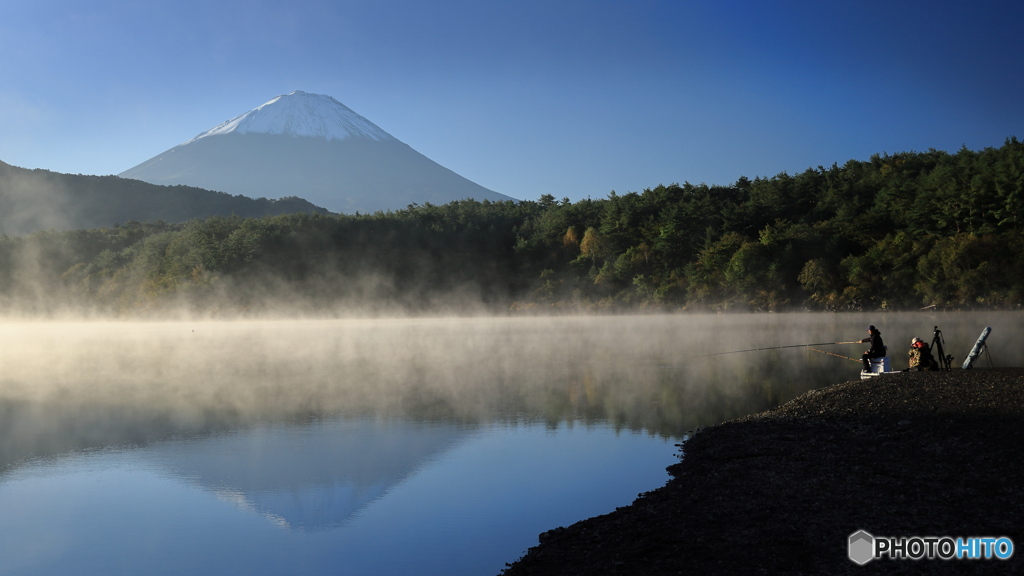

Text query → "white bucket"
[867,356,891,374]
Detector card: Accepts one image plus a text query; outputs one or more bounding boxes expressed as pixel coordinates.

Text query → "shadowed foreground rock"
[501,368,1024,575]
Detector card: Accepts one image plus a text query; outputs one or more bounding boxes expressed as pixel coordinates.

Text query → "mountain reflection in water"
[144,419,470,532]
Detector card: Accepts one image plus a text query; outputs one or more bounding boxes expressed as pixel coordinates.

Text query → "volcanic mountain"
[120,91,514,214]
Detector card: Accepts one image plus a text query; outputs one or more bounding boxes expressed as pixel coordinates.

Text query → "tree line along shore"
[1,138,1022,316]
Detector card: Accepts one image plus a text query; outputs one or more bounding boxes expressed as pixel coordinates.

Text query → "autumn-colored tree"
[578,227,605,260]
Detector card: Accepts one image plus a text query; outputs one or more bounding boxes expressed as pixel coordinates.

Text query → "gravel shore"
[501,368,1024,575]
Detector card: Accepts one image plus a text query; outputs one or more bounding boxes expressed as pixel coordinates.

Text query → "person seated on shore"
[908,337,939,371]
[860,325,886,372]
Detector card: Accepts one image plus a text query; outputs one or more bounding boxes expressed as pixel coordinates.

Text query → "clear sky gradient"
[1,0,1021,202]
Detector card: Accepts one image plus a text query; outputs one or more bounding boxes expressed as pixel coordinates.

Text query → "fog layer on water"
[1,311,1018,472]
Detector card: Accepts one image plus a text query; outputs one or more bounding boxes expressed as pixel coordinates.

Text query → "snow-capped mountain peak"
[121,90,514,213]
[186,91,396,144]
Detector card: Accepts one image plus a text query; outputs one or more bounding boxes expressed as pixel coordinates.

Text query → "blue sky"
[1,0,1021,202]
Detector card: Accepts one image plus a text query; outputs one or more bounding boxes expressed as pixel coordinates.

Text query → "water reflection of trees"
[0,362,804,473]
[0,355,834,475]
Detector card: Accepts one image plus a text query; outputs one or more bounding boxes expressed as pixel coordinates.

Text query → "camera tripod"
[930,325,953,371]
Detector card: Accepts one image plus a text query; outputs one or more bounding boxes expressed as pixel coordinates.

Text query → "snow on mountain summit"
[187,91,396,143]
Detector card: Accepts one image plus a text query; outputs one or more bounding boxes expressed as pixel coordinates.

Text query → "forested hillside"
[0,160,329,235]
[2,139,1022,316]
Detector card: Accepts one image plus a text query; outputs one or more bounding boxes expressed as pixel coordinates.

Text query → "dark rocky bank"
[501,368,1024,575]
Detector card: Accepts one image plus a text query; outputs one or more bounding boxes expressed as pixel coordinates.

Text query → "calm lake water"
[0,312,1019,575]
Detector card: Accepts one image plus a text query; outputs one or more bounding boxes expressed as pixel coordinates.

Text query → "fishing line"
[804,347,860,362]
[578,341,863,370]
[698,341,860,357]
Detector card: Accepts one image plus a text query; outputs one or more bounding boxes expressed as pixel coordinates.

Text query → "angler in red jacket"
[909,336,938,371]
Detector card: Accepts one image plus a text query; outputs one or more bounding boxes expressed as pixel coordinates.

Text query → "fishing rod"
[699,341,861,357]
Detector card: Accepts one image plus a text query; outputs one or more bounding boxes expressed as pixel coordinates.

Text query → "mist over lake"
[0,312,1017,575]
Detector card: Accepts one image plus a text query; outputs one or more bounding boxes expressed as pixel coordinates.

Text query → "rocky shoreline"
[501,368,1024,575]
